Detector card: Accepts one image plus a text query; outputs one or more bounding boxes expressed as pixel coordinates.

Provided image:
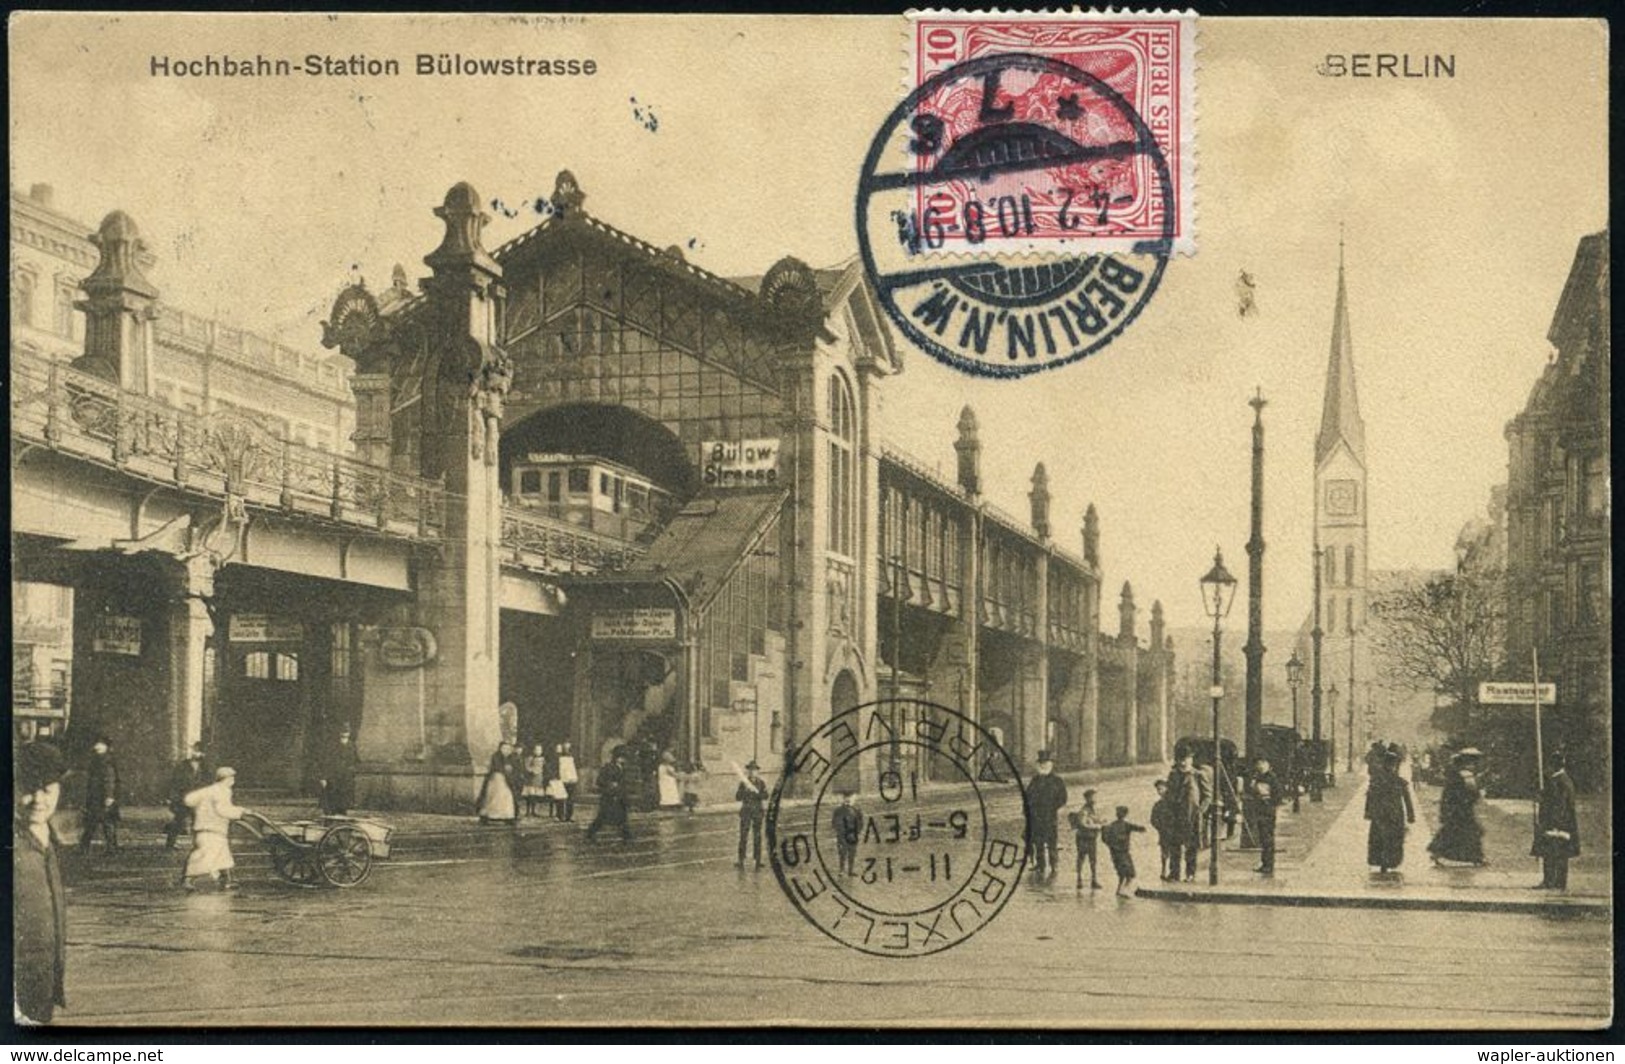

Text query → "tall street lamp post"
[1200,547,1238,886]
[1311,546,1324,802]
[889,553,904,773]
[1328,682,1340,786]
[1286,651,1304,813]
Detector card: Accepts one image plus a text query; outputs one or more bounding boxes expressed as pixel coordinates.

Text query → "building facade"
[10,183,360,755]
[11,172,1175,808]
[1503,230,1610,790]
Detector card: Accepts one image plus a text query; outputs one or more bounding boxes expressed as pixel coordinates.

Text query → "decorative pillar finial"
[1029,462,1051,539]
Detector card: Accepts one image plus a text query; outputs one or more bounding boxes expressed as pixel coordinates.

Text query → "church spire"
[1316,229,1366,467]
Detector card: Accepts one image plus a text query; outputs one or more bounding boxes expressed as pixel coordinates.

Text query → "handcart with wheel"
[235,810,394,888]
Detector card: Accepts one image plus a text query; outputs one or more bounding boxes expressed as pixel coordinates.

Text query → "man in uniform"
[1532,752,1580,890]
[1165,752,1204,881]
[735,760,769,869]
[1023,751,1068,879]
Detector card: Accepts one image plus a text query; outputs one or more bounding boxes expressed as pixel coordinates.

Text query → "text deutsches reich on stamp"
[768,700,1028,958]
[855,12,1195,379]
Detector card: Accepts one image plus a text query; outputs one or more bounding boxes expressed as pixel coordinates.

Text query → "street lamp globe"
[1286,651,1304,691]
[1199,547,1238,620]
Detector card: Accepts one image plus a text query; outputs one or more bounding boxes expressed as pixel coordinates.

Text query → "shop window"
[331,624,352,680]
[519,470,542,495]
[568,467,590,494]
[243,650,299,681]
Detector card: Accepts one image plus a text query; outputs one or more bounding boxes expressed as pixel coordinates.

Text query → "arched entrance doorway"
[829,669,861,794]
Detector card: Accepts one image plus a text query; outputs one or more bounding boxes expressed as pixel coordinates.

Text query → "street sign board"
[591,608,677,641]
[701,438,780,488]
[1478,682,1556,705]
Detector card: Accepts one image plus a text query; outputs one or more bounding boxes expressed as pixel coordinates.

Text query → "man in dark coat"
[1243,757,1282,876]
[319,726,360,816]
[165,742,210,850]
[79,736,120,855]
[14,742,68,1023]
[1165,753,1205,881]
[1023,751,1068,879]
[831,789,862,876]
[1532,753,1580,890]
[586,748,633,842]
[735,760,769,869]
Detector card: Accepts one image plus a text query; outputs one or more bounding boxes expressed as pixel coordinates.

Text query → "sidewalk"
[60,761,1169,856]
[1138,769,1611,915]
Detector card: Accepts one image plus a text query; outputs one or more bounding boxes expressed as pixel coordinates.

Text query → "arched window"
[1346,596,1355,635]
[1344,545,1356,587]
[1326,594,1337,634]
[827,373,855,557]
[1324,548,1336,586]
[12,270,36,327]
[54,283,76,337]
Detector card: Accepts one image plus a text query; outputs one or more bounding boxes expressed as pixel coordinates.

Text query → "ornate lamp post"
[1200,547,1238,886]
[1286,651,1304,813]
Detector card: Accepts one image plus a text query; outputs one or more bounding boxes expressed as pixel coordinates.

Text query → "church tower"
[1314,235,1369,745]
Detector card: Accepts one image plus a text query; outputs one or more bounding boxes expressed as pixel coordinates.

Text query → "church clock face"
[1326,479,1359,517]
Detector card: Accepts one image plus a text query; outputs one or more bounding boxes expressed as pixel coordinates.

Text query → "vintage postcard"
[8,12,1610,1030]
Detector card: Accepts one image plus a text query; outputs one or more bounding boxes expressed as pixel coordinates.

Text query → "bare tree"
[1368,565,1507,715]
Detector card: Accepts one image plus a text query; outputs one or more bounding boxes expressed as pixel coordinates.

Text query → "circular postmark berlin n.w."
[767,700,1027,958]
[855,52,1177,379]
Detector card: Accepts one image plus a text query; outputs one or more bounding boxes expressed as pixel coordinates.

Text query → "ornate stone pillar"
[167,554,217,759]
[359,183,510,811]
[74,211,158,393]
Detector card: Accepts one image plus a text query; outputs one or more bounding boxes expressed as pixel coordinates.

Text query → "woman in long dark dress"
[1365,748,1416,873]
[476,741,518,824]
[1428,751,1487,865]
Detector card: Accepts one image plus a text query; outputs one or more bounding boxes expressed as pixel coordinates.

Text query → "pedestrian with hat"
[735,760,769,868]
[1364,745,1415,874]
[181,767,249,891]
[164,741,210,850]
[1067,788,1105,890]
[586,746,632,842]
[831,788,862,876]
[1532,752,1580,890]
[15,741,68,1023]
[1023,751,1068,880]
[1244,756,1283,876]
[1428,748,1487,866]
[1100,805,1147,897]
[319,724,360,816]
[78,735,121,855]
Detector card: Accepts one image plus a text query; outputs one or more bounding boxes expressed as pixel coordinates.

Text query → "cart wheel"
[314,825,373,888]
[269,841,321,888]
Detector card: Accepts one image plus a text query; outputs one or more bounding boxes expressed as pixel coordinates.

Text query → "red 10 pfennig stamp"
[906,11,1196,257]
